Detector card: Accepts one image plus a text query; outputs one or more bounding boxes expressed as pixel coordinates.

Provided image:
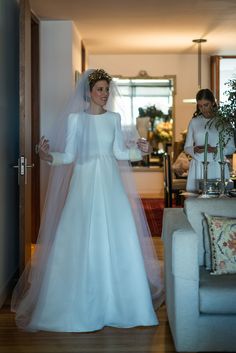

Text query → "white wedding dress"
[26,111,159,332]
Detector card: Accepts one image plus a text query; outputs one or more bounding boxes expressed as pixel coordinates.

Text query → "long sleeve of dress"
[50,114,78,166]
[113,114,142,161]
[184,121,200,160]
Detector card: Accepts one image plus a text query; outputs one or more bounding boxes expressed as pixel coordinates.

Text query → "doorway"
[18,0,41,270]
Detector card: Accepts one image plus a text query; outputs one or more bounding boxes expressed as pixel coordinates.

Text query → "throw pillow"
[204,214,236,275]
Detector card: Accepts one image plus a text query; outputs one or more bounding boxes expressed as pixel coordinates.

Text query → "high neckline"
[86,111,108,117]
[200,114,215,120]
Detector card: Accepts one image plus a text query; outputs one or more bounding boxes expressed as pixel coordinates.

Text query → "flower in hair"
[88,69,112,87]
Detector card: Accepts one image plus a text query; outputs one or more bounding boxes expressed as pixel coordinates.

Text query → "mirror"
[113,71,176,168]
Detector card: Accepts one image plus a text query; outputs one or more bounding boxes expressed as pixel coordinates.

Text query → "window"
[211,56,236,103]
[113,77,174,125]
[219,58,236,103]
[113,74,176,167]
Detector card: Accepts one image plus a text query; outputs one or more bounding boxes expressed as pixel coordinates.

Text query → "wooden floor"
[0,238,176,353]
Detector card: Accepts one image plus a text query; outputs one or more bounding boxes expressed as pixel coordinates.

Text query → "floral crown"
[88,69,112,87]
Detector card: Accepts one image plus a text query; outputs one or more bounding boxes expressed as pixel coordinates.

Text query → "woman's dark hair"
[192,88,217,118]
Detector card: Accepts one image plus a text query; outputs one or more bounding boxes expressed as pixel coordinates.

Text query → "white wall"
[40,21,83,135]
[40,20,83,208]
[40,21,73,135]
[133,170,164,198]
[88,54,210,141]
[72,23,82,80]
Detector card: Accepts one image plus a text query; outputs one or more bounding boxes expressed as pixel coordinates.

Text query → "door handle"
[12,156,34,184]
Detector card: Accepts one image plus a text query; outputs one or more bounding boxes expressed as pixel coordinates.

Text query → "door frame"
[19,0,37,271]
[31,13,40,244]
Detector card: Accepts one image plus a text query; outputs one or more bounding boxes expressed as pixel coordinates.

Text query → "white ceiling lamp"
[183,38,207,104]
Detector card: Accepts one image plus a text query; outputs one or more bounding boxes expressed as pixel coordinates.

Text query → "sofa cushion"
[199,266,236,314]
[184,198,236,266]
[204,214,236,275]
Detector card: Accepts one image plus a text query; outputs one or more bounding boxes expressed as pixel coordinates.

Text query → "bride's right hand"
[38,136,52,162]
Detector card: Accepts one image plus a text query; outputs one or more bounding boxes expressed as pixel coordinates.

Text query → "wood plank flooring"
[0,238,176,353]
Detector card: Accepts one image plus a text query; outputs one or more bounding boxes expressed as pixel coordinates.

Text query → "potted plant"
[215,78,236,146]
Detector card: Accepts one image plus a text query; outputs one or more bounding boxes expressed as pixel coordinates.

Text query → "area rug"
[141,198,164,237]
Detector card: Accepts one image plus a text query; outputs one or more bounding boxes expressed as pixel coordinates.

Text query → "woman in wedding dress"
[11,69,163,332]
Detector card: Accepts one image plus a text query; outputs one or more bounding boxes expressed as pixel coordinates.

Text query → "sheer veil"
[11,69,164,329]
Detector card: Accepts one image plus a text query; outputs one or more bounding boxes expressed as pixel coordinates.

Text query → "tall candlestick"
[204,132,208,164]
[219,132,224,163]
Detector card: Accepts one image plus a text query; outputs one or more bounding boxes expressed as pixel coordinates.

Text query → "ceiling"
[30,0,236,55]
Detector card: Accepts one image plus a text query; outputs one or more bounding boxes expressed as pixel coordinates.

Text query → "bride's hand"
[137,138,153,154]
[38,136,52,162]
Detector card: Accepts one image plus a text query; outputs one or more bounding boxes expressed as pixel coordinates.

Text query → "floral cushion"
[204,214,236,275]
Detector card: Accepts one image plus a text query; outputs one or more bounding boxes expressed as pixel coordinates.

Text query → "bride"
[11,69,164,332]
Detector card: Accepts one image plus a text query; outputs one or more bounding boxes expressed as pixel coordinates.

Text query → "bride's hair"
[88,69,112,90]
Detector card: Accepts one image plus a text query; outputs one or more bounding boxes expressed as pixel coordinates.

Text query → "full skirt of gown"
[28,156,158,332]
[12,112,160,332]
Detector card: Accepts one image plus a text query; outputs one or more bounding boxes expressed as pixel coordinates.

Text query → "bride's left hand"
[137,138,153,154]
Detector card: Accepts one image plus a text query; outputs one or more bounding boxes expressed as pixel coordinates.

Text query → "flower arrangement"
[155,121,173,143]
[138,105,165,130]
[138,104,173,155]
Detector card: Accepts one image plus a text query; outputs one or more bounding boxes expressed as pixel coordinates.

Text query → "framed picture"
[75,70,81,85]
[81,41,86,72]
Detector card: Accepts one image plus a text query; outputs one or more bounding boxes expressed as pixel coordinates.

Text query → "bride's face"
[90,80,110,107]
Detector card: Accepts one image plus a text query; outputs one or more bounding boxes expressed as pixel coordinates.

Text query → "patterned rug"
[141,198,165,237]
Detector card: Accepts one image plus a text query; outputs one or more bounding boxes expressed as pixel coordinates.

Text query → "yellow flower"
[155,120,173,142]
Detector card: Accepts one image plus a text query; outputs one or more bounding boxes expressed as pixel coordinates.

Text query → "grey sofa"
[162,197,236,352]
